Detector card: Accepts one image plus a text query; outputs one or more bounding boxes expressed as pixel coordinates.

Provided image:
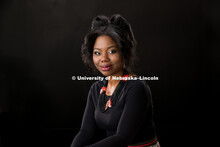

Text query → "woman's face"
[93,35,124,77]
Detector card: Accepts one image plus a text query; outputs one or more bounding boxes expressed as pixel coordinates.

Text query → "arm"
[71,85,98,147]
[86,81,151,147]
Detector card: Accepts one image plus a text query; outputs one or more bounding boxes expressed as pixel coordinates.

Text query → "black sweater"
[71,79,157,147]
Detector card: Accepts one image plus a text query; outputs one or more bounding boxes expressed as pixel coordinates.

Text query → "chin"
[100,71,112,77]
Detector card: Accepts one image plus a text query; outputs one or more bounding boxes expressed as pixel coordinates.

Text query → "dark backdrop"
[0,0,219,147]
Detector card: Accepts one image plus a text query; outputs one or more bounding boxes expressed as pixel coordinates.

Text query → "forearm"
[85,134,127,147]
[71,130,94,147]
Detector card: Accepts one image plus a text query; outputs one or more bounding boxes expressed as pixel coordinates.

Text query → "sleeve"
[70,85,98,147]
[85,81,151,147]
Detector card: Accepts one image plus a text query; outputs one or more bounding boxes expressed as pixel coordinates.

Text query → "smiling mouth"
[100,65,112,71]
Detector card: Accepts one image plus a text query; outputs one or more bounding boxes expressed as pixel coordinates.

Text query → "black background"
[0,0,219,147]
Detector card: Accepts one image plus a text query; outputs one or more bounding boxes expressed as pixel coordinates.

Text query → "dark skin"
[93,35,136,96]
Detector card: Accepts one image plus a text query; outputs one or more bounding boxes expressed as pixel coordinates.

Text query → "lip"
[100,65,112,71]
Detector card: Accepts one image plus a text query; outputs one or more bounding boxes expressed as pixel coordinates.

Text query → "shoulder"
[89,80,104,93]
[125,79,150,91]
[91,80,103,88]
[124,79,152,98]
[86,81,104,103]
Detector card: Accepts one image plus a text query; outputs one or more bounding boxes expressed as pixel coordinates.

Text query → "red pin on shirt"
[105,98,112,110]
[100,87,107,94]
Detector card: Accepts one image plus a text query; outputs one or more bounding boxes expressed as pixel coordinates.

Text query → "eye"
[94,51,101,56]
[109,49,117,54]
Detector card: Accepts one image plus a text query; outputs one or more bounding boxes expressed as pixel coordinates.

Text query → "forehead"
[93,35,118,49]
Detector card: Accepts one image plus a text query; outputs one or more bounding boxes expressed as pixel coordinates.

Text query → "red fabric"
[122,74,129,81]
[128,138,157,147]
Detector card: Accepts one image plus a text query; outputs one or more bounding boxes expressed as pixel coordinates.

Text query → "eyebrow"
[93,46,118,50]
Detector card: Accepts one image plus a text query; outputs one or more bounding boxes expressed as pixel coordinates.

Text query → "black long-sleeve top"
[71,79,157,147]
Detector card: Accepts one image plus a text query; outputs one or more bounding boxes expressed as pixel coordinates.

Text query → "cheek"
[114,54,123,66]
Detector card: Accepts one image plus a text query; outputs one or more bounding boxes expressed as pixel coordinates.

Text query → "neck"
[107,70,124,87]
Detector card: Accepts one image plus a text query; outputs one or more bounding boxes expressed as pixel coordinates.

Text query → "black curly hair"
[81,14,137,74]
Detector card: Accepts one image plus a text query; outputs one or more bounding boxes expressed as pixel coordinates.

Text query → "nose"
[101,52,110,63]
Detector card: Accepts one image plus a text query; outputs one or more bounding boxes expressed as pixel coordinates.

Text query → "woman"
[71,14,160,147]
